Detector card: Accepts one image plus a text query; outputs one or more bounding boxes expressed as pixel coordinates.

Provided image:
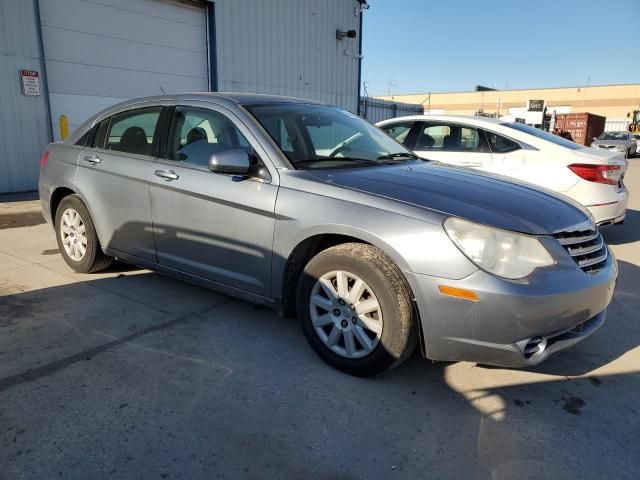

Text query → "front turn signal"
[438,285,479,302]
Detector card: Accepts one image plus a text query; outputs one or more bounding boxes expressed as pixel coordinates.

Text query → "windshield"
[597,131,628,141]
[502,122,583,150]
[244,103,415,169]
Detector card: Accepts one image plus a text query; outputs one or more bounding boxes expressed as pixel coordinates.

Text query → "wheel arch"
[49,186,108,249]
[278,228,415,319]
[50,186,77,224]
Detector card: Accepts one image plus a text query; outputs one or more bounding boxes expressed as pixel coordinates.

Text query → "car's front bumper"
[406,249,617,368]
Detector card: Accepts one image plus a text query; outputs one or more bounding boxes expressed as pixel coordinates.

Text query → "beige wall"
[375,84,640,120]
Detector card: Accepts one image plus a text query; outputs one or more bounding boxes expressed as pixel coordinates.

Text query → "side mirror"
[593,137,597,142]
[209,149,250,175]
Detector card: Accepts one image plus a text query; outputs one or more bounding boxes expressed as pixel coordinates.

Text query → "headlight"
[444,217,555,279]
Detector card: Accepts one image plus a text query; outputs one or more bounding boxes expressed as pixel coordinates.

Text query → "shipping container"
[552,113,606,146]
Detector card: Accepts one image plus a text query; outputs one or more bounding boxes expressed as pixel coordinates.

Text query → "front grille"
[598,145,615,149]
[553,227,608,274]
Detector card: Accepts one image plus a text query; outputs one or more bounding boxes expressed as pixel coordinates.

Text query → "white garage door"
[39,0,210,139]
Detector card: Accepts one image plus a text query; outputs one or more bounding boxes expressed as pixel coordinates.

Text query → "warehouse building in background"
[378,84,640,131]
[0,0,367,194]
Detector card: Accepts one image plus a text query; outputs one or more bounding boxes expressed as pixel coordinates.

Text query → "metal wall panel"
[0,0,51,193]
[359,97,424,124]
[604,119,631,132]
[214,0,362,112]
[38,0,209,138]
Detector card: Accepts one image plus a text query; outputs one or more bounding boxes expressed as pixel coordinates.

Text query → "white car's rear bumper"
[587,188,628,226]
[564,179,629,226]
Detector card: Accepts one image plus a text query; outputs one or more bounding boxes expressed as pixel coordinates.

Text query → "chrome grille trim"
[578,251,608,268]
[556,232,599,245]
[566,237,604,256]
[553,227,607,274]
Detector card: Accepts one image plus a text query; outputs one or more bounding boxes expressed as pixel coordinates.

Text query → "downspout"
[34,0,53,142]
[356,1,367,115]
[206,2,218,92]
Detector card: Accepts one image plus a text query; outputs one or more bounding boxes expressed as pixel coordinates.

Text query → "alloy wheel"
[59,208,88,262]
[309,270,383,359]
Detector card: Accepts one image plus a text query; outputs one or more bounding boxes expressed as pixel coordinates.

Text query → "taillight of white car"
[40,150,50,170]
[568,163,621,185]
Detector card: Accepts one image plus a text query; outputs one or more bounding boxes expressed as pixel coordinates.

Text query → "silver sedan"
[39,94,617,376]
[591,131,637,158]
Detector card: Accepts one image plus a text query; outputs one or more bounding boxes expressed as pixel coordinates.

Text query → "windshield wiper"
[294,158,381,169]
[376,152,419,161]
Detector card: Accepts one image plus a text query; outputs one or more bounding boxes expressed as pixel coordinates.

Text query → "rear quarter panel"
[38,143,82,224]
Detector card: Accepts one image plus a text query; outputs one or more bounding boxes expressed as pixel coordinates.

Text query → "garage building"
[377,84,640,129]
[0,0,367,194]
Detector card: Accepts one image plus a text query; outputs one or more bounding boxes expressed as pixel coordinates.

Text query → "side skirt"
[103,247,276,309]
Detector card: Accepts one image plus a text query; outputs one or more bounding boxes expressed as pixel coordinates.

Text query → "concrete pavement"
[0,164,639,479]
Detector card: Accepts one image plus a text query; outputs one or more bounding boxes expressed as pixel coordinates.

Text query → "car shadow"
[600,209,640,245]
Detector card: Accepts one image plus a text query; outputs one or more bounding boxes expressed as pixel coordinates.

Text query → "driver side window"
[380,122,414,145]
[167,107,252,168]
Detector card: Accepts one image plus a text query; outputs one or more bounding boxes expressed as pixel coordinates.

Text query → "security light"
[336,29,357,40]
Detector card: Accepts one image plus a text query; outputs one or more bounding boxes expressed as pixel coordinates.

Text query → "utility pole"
[362,81,369,119]
[386,78,397,96]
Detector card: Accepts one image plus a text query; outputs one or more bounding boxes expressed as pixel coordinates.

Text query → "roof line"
[377,83,640,97]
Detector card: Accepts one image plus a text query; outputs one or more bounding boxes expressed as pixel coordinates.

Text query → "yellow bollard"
[59,114,69,141]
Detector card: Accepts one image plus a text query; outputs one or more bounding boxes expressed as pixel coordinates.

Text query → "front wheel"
[55,195,112,273]
[297,243,418,377]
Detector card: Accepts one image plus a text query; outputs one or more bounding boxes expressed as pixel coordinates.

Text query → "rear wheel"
[297,243,418,377]
[55,195,112,273]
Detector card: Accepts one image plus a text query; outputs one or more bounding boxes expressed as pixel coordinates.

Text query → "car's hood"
[309,162,590,235]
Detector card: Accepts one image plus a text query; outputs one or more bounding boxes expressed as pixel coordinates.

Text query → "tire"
[297,243,418,377]
[55,195,112,273]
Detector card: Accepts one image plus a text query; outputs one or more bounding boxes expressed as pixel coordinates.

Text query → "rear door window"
[75,125,97,147]
[417,123,489,152]
[485,131,521,153]
[104,107,162,156]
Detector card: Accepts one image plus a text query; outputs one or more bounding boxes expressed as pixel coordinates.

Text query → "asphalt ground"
[0,163,638,479]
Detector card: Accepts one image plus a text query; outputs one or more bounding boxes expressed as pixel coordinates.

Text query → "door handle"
[83,154,101,165]
[155,169,179,181]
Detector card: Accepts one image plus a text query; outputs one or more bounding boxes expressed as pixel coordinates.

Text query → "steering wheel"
[329,144,351,158]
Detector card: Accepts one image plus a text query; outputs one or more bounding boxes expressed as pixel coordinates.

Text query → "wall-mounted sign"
[527,99,544,112]
[20,70,41,96]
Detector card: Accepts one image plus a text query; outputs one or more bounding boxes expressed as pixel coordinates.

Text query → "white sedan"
[377,115,629,227]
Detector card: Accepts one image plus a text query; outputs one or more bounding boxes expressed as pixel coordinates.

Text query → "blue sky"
[361,0,640,96]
